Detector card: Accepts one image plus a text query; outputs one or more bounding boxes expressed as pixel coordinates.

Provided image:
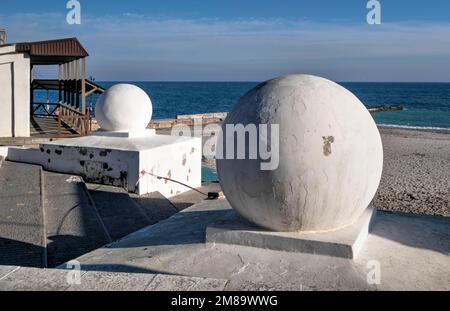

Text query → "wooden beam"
[85,87,99,97]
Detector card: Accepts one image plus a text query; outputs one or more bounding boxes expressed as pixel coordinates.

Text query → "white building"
[0,38,101,139]
[0,43,30,137]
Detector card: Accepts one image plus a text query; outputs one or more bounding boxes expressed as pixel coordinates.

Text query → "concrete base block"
[3,133,202,198]
[93,129,156,138]
[206,205,376,259]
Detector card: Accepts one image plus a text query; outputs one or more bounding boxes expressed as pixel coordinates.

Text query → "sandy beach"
[375,128,450,217]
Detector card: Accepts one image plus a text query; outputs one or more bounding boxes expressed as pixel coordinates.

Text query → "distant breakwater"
[91,106,402,131]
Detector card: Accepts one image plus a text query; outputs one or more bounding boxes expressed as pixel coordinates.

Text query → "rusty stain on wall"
[322,136,335,156]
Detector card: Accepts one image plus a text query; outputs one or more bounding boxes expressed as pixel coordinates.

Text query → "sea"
[35,82,450,130]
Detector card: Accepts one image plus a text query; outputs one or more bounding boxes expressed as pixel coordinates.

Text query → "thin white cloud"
[1,13,449,81]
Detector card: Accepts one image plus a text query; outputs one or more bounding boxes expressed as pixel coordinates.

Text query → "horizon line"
[94,80,450,84]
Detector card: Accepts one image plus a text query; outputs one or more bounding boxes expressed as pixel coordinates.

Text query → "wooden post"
[58,64,62,104]
[57,109,62,137]
[30,65,34,111]
[75,59,80,110]
[64,63,68,105]
[67,62,70,107]
[81,58,86,115]
[71,61,75,108]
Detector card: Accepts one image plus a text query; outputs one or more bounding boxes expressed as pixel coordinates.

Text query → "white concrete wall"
[0,46,30,138]
[4,134,203,198]
[138,137,202,197]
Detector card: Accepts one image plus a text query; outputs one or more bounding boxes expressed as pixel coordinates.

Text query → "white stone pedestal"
[206,205,376,259]
[92,129,156,138]
[35,132,201,198]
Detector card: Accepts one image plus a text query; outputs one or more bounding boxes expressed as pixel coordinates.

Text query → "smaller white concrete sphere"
[95,84,153,131]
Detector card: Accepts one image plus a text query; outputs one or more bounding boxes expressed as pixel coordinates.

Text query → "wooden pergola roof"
[12,37,89,65]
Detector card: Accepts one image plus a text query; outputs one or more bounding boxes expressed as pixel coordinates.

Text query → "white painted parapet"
[38,134,201,197]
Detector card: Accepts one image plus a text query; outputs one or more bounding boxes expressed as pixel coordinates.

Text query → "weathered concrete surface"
[0,266,78,291]
[0,266,227,291]
[146,274,227,291]
[0,161,45,267]
[43,172,111,267]
[217,75,383,232]
[67,271,156,291]
[206,205,376,259]
[0,266,19,279]
[37,133,201,198]
[73,199,449,290]
[354,211,450,290]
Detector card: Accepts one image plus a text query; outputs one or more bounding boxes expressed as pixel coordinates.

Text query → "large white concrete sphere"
[216,75,383,232]
[95,84,152,131]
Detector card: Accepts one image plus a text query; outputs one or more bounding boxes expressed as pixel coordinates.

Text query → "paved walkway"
[0,161,45,267]
[43,172,111,267]
[73,200,450,291]
[0,265,227,291]
[0,160,221,269]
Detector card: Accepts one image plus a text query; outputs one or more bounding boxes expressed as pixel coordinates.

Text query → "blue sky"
[1,0,450,81]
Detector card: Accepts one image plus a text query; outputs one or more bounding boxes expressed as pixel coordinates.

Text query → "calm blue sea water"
[35,82,450,129]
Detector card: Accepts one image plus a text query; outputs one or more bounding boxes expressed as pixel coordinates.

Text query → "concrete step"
[43,172,111,268]
[0,266,228,291]
[0,161,46,268]
[86,184,178,241]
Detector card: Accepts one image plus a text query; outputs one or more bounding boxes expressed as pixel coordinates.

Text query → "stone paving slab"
[146,274,227,291]
[0,161,45,267]
[43,172,111,267]
[0,266,228,291]
[68,271,156,291]
[0,265,18,279]
[0,267,73,291]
